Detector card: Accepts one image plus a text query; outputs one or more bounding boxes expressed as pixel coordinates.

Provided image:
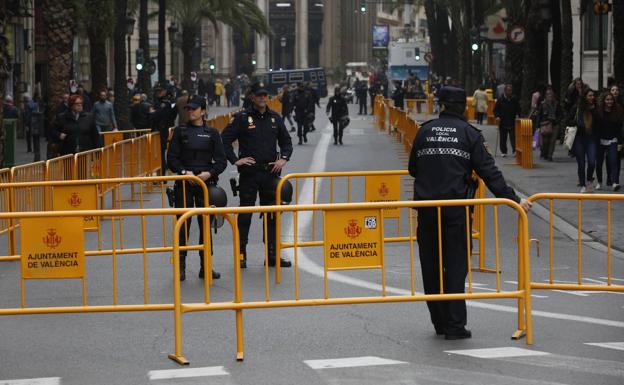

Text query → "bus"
[254,67,328,98]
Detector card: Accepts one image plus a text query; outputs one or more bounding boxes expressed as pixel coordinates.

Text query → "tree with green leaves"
[167,0,270,90]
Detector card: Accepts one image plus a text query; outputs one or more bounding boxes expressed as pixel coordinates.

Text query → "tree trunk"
[425,0,451,77]
[504,1,527,94]
[158,0,167,84]
[88,32,108,94]
[0,5,9,167]
[138,0,152,97]
[520,2,550,115]
[113,0,130,129]
[43,0,76,133]
[613,0,624,84]
[550,0,562,96]
[181,25,198,91]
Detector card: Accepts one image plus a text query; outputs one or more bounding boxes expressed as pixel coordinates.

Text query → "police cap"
[250,82,268,96]
[438,86,466,104]
[185,95,206,110]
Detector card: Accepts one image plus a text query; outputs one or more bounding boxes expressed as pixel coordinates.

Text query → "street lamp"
[126,15,136,77]
[168,22,179,80]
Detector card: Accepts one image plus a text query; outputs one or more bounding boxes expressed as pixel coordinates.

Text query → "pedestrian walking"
[175,90,191,125]
[22,93,39,153]
[472,85,488,125]
[167,95,227,281]
[573,89,599,193]
[225,79,233,108]
[356,80,368,115]
[536,87,563,161]
[494,84,521,157]
[292,83,310,145]
[595,92,623,191]
[392,82,404,110]
[51,95,100,156]
[92,90,117,133]
[326,86,349,145]
[214,79,224,107]
[221,84,293,269]
[130,94,153,130]
[279,84,295,132]
[306,82,320,132]
[408,86,531,340]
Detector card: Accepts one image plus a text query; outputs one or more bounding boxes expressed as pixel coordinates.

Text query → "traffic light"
[469,27,480,51]
[414,47,421,61]
[135,48,144,71]
[359,0,366,13]
[251,54,257,66]
[209,62,215,71]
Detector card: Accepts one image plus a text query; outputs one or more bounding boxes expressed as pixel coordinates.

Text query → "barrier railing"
[527,193,624,293]
[100,128,151,147]
[404,98,429,115]
[274,171,491,283]
[167,198,532,364]
[515,118,533,169]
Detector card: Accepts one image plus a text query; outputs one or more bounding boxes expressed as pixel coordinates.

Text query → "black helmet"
[207,184,227,207]
[276,178,293,205]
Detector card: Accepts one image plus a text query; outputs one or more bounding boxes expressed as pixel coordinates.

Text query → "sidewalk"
[410,111,624,251]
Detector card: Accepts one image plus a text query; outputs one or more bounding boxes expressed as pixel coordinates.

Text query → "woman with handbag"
[537,88,562,161]
[595,92,623,191]
[573,89,599,193]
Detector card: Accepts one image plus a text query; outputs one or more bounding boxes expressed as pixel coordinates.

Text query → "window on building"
[289,72,304,83]
[272,74,287,83]
[583,6,609,51]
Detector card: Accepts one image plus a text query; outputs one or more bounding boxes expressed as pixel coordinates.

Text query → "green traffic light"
[252,60,257,65]
[209,64,215,70]
[136,63,143,71]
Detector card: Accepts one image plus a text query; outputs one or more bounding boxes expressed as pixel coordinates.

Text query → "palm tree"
[113,0,130,129]
[138,0,152,96]
[43,0,76,134]
[167,0,271,90]
[560,0,573,101]
[613,0,624,84]
[503,0,527,94]
[158,0,167,84]
[84,0,115,94]
[0,4,9,167]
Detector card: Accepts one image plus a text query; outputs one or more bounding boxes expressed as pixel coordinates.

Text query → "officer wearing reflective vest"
[167,95,227,281]
[221,84,293,269]
[408,86,532,340]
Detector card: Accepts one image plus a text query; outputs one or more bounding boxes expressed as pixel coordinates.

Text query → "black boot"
[298,136,303,145]
[198,267,220,279]
[266,244,291,268]
[179,257,186,282]
[333,137,338,145]
[240,245,247,269]
[339,136,343,145]
[303,133,308,143]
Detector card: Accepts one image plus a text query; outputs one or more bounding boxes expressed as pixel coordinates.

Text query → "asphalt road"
[0,102,623,385]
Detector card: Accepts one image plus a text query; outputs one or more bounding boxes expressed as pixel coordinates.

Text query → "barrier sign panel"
[52,185,99,231]
[364,175,401,218]
[324,209,383,270]
[20,216,85,279]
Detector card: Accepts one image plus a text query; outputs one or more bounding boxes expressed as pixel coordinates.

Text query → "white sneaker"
[501,153,507,158]
[595,183,601,190]
[580,186,587,193]
[613,184,621,192]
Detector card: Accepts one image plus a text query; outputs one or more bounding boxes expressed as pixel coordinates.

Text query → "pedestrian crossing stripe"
[445,347,550,359]
[584,342,624,352]
[304,356,407,370]
[0,378,61,385]
[147,366,229,380]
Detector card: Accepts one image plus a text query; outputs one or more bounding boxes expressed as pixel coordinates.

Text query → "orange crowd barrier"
[515,118,534,169]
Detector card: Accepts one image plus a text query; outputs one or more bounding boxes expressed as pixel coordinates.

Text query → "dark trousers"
[237,169,278,257]
[332,120,346,143]
[296,120,308,140]
[283,112,294,127]
[573,135,597,186]
[416,207,469,333]
[596,142,620,185]
[540,124,560,160]
[499,125,515,155]
[476,112,485,125]
[359,98,367,115]
[175,182,212,268]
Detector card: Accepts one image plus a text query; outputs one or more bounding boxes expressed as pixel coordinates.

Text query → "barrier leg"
[236,309,245,361]
[169,218,189,365]
[512,218,526,340]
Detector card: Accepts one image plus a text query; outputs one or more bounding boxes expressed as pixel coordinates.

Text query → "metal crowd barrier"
[167,198,533,364]
[515,118,534,169]
[527,193,624,293]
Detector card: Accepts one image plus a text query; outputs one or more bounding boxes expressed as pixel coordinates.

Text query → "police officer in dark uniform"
[292,83,310,145]
[408,86,531,340]
[153,85,178,175]
[167,95,227,281]
[326,86,349,145]
[221,84,293,268]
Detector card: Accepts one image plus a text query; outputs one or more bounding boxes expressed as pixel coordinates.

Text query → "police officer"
[221,84,293,268]
[326,86,349,145]
[292,83,310,145]
[305,82,320,132]
[167,95,227,281]
[408,86,531,340]
[153,85,178,175]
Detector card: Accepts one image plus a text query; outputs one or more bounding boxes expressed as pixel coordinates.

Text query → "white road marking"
[445,347,550,359]
[287,126,624,329]
[147,366,229,380]
[0,379,61,385]
[304,356,407,370]
[584,342,624,351]
[602,276,624,282]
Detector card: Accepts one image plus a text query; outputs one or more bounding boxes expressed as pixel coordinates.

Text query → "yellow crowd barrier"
[527,193,624,293]
[99,128,152,147]
[167,198,532,364]
[515,118,534,169]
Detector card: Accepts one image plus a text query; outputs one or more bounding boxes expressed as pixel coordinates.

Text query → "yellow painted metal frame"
[527,193,624,293]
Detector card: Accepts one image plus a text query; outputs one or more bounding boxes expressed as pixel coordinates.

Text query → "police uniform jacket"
[221,107,293,169]
[326,95,348,122]
[167,123,227,181]
[408,111,520,202]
